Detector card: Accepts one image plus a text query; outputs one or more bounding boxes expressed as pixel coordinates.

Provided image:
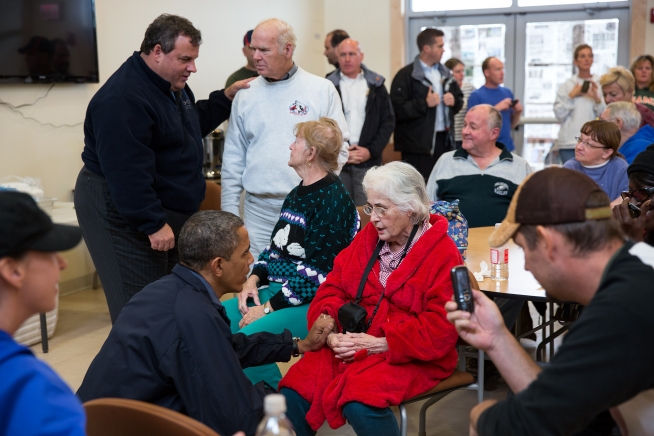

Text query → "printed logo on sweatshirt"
[494,182,509,196]
[289,100,309,116]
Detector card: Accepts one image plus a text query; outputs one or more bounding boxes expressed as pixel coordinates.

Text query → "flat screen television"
[0,0,99,83]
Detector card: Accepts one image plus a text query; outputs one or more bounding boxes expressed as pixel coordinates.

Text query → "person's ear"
[0,257,27,289]
[536,225,560,262]
[152,44,163,63]
[284,42,293,59]
[307,146,317,160]
[210,257,224,278]
[602,148,614,160]
[490,127,500,141]
[615,118,625,131]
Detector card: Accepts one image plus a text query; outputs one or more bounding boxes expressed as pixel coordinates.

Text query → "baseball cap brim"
[28,224,82,253]
[488,219,520,248]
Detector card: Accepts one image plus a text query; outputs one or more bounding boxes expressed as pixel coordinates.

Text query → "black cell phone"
[628,202,641,219]
[451,266,474,313]
[510,99,519,108]
[581,80,591,93]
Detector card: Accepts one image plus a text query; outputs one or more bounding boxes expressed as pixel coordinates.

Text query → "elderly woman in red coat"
[279,161,462,436]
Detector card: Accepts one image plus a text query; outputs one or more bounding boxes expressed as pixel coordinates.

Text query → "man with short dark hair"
[77,210,335,436]
[225,30,258,87]
[467,57,522,152]
[447,167,654,436]
[391,27,463,181]
[75,14,252,323]
[326,38,395,205]
[0,192,85,436]
[323,29,349,74]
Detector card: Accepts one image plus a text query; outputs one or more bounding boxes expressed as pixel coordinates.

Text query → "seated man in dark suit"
[77,211,334,436]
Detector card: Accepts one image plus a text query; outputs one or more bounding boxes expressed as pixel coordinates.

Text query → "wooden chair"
[398,370,475,436]
[84,398,220,436]
[200,181,221,211]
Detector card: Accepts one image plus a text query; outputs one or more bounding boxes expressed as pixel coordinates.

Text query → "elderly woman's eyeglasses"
[575,137,609,149]
[620,187,654,202]
[362,204,391,218]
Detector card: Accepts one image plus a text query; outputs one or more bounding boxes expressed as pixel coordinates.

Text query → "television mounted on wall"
[0,0,99,83]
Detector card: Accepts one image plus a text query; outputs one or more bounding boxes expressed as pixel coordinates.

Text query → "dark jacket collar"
[411,55,452,85]
[171,264,229,322]
[132,51,179,102]
[453,142,513,161]
[326,63,385,89]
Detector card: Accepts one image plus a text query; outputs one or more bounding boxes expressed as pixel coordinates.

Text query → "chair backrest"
[84,398,220,436]
[200,181,222,211]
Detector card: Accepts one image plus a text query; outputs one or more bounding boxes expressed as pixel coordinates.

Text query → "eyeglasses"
[362,204,392,218]
[575,137,609,150]
[620,187,654,202]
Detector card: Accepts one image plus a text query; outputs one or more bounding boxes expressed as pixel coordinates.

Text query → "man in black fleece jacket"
[447,168,654,436]
[74,14,252,323]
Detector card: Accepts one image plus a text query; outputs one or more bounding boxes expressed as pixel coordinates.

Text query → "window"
[412,0,511,12]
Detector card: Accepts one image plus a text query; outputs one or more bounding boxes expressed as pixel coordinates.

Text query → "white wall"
[0,0,328,201]
[646,0,654,56]
[323,0,393,84]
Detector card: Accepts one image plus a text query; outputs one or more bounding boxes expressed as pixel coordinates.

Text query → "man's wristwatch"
[292,337,301,357]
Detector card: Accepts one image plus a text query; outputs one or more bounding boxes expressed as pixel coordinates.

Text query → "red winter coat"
[278,214,462,430]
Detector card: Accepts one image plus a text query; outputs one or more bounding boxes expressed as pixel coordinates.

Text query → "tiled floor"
[32,287,549,435]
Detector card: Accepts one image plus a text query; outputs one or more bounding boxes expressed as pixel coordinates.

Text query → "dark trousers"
[401,131,449,182]
[74,168,191,323]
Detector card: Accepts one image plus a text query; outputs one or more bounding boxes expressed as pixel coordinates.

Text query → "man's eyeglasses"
[362,204,392,218]
[575,136,609,150]
[620,187,654,202]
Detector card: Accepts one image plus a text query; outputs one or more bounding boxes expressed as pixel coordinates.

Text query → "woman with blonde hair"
[563,119,628,203]
[600,66,654,128]
[223,117,358,389]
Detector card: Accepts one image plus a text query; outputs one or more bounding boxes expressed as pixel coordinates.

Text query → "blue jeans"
[281,388,400,436]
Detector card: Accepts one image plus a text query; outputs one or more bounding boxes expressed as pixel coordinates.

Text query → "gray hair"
[178,211,244,271]
[604,102,642,132]
[362,161,430,223]
[469,104,502,132]
[256,18,297,55]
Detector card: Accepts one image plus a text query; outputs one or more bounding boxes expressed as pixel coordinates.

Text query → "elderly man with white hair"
[600,101,654,164]
[222,18,350,260]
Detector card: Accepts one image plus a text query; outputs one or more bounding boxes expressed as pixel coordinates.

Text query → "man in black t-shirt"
[447,167,654,436]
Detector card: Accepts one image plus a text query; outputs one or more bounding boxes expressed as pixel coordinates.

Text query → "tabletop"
[465,227,547,301]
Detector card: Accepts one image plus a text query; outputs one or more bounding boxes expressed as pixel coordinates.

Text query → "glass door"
[408,15,516,92]
[514,8,630,169]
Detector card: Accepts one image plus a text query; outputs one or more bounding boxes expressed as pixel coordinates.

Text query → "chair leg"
[40,313,49,353]
[399,404,408,436]
[477,349,484,403]
[457,345,466,371]
[418,392,450,436]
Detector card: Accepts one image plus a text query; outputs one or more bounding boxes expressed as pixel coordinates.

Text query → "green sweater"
[252,173,359,310]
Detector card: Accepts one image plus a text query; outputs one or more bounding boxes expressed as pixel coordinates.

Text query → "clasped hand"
[327,331,388,362]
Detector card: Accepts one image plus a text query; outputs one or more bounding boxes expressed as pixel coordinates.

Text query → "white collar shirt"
[339,71,368,145]
[420,60,445,132]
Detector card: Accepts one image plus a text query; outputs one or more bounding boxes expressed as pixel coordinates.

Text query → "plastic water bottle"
[490,223,509,281]
[255,394,295,436]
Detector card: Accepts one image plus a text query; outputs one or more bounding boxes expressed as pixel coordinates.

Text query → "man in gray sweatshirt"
[221,18,349,260]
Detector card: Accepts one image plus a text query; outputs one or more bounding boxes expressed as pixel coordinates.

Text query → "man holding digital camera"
[446,167,654,435]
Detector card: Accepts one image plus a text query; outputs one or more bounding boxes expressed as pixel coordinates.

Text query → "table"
[466,227,565,361]
[466,227,546,302]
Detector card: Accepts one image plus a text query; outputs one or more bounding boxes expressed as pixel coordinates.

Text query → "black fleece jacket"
[81,52,232,234]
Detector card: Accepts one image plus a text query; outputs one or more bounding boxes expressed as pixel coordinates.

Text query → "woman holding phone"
[554,44,605,163]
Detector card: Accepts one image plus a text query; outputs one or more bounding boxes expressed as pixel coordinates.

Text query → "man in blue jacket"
[77,211,334,436]
[75,14,252,323]
[0,192,85,436]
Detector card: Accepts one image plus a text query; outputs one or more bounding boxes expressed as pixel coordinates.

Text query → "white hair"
[362,161,430,224]
[256,18,297,55]
[605,101,642,132]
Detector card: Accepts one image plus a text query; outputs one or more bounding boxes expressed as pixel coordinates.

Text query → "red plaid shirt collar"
[378,220,430,287]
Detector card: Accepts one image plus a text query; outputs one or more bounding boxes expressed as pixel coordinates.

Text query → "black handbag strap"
[354,223,420,328]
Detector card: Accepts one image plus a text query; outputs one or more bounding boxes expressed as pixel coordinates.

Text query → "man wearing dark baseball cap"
[446,167,654,435]
[0,191,85,435]
[225,29,258,87]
